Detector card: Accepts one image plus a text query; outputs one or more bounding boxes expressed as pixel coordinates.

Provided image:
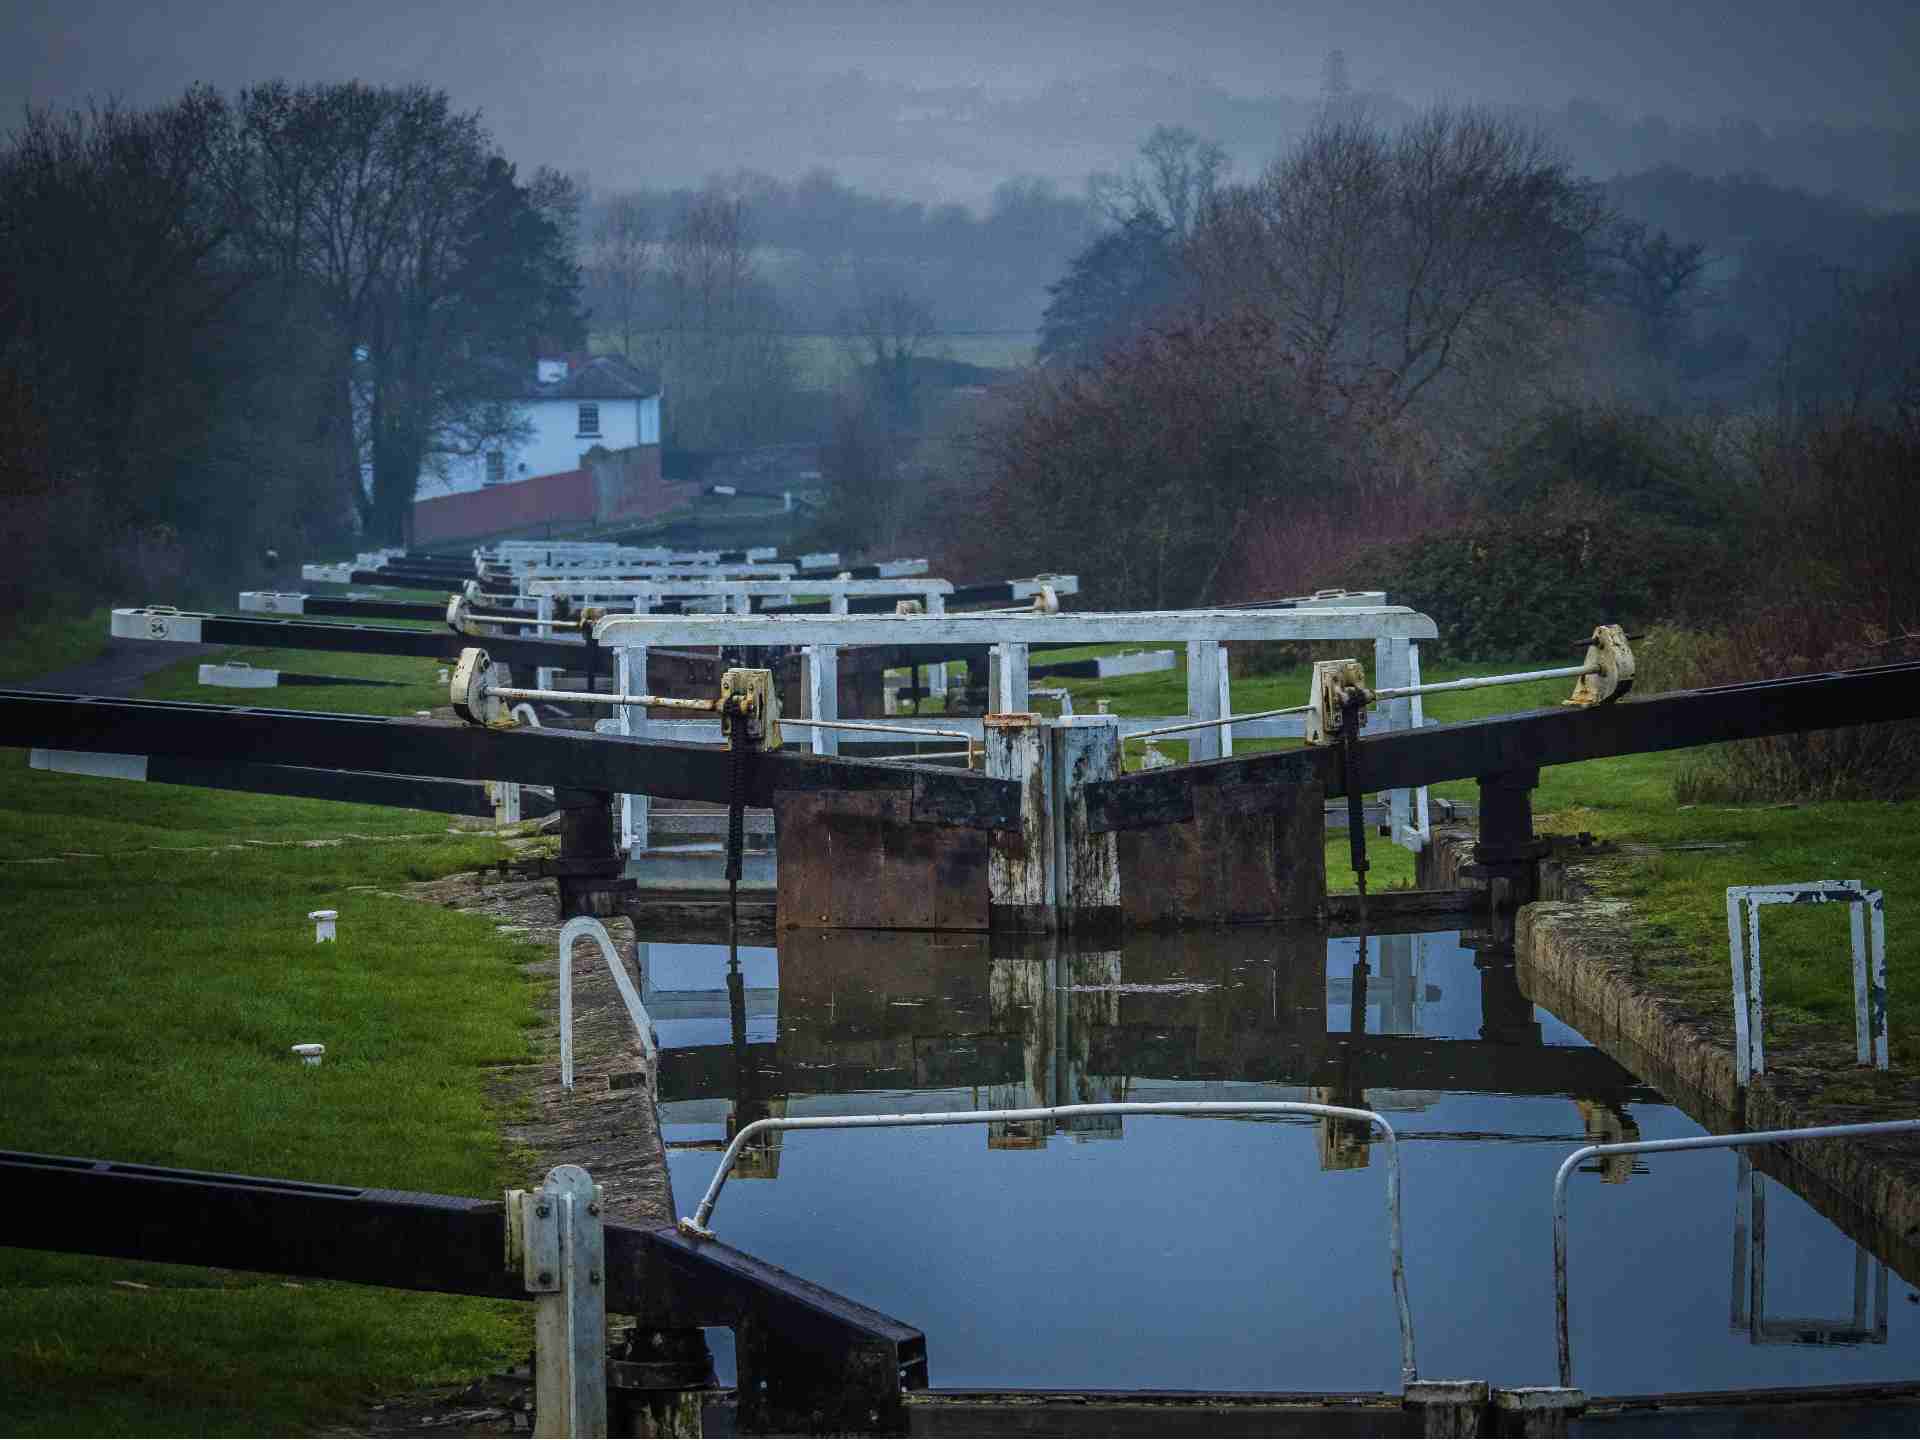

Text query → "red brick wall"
[412,469,595,545]
[412,446,694,544]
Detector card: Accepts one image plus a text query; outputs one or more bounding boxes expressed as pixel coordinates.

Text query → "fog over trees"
[1,59,1916,614]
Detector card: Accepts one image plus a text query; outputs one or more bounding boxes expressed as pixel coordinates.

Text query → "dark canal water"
[643,926,1916,1395]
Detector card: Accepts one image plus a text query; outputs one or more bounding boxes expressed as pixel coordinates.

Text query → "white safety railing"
[681,1099,1417,1385]
[595,606,1439,856]
[1553,1118,1920,1387]
[556,916,656,1092]
[1728,881,1889,1086]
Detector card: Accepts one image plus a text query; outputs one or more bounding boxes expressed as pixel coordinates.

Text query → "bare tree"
[839,280,937,429]
[1089,125,1228,240]
[653,183,796,448]
[1188,106,1606,421]
[664,186,754,338]
[1598,219,1711,356]
[591,194,653,359]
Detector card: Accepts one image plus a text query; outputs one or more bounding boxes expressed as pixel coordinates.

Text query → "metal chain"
[723,697,753,967]
[1341,690,1370,926]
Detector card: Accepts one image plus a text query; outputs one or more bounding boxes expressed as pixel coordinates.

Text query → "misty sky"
[13,0,1919,204]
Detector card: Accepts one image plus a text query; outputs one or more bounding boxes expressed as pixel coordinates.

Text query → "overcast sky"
[12,0,1919,203]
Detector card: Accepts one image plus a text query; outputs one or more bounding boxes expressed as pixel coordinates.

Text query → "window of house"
[578,402,600,437]
[485,451,506,485]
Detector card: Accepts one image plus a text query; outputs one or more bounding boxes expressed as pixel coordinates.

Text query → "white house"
[426,354,662,497]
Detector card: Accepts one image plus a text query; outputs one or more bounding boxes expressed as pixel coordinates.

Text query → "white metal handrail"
[1370,663,1590,700]
[1119,659,1590,744]
[777,715,978,765]
[681,1099,1417,1385]
[1130,702,1311,741]
[1552,1118,1920,1387]
[556,916,655,1092]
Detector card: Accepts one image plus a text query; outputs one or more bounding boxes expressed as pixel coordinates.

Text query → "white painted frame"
[1727,880,1888,1086]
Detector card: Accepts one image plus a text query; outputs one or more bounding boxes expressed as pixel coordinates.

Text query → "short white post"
[1727,888,1752,1082]
[988,642,1029,714]
[985,714,1053,928]
[1184,640,1224,762]
[1215,643,1233,757]
[806,644,840,755]
[926,592,950,700]
[309,909,337,943]
[493,781,522,825]
[1051,715,1121,928]
[616,647,650,851]
[510,1164,608,1439]
[535,594,557,692]
[291,1043,325,1066]
[1375,636,1427,849]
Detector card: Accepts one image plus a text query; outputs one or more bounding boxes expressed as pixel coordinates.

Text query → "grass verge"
[0,608,113,683]
[0,642,544,1434]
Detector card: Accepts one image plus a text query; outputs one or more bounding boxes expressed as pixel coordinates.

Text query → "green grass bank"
[0,639,542,1435]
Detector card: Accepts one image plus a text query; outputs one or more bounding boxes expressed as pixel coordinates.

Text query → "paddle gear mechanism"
[449,648,513,727]
[1565,625,1635,707]
[1305,659,1370,747]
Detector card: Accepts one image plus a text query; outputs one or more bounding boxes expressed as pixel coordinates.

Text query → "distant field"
[589,332,1038,392]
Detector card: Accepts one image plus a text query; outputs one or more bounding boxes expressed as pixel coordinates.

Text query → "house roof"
[497,354,661,401]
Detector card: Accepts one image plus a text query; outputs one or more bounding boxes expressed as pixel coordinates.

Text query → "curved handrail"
[555,916,655,1092]
[680,1099,1417,1385]
[1553,1118,1920,1387]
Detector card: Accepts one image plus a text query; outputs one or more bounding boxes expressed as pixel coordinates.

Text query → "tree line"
[0,81,582,609]
[578,169,1093,340]
[830,111,1917,633]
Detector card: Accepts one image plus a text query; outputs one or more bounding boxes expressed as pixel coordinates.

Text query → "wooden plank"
[831,790,897,929]
[0,690,1022,829]
[1271,781,1328,923]
[774,791,837,928]
[1209,784,1278,924]
[773,788,989,930]
[1089,659,1920,828]
[933,829,991,932]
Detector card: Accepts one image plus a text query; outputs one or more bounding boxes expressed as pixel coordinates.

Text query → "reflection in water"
[1733,1153,1890,1346]
[645,926,1894,1382]
[647,929,1659,1173]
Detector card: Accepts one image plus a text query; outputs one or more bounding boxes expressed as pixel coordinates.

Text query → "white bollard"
[292,1043,326,1066]
[309,909,337,942]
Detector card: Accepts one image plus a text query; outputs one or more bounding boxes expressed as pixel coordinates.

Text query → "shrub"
[958,309,1342,610]
[1484,405,1727,529]
[1326,490,1737,659]
[1654,612,1920,804]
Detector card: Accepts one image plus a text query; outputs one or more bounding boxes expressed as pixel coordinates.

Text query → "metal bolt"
[537,1270,553,1286]
[587,1201,600,1216]
[588,1268,601,1285]
[535,1202,551,1218]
